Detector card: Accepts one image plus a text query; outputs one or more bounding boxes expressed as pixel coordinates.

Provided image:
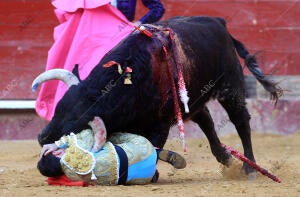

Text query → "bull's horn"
[32,69,80,92]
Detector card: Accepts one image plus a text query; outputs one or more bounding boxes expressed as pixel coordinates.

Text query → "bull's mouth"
[38,127,66,146]
[38,132,54,146]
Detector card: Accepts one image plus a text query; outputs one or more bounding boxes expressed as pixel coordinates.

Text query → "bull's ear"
[72,64,82,82]
[88,116,107,152]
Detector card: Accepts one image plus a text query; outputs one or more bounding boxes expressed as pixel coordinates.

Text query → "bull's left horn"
[32,69,80,92]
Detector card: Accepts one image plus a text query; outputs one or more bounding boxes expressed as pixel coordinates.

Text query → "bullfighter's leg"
[218,95,257,178]
[143,122,186,182]
[192,106,233,166]
[148,123,187,169]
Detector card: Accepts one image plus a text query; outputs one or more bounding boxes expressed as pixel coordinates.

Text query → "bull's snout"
[37,133,45,146]
[37,132,52,146]
[37,129,59,146]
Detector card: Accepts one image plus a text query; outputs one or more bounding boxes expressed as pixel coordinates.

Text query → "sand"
[0,132,299,197]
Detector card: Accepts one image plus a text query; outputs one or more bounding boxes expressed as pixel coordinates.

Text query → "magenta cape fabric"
[35,1,134,121]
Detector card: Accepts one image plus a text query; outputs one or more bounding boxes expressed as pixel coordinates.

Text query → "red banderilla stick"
[223,144,281,183]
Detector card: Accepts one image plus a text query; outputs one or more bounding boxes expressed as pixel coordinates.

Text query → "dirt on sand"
[0,133,299,197]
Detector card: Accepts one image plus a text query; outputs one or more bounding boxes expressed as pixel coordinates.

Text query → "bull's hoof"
[240,166,257,180]
[151,170,159,183]
[241,162,257,174]
[220,158,243,180]
[247,172,257,180]
[221,158,256,180]
[214,145,233,167]
[224,156,234,167]
[217,153,234,168]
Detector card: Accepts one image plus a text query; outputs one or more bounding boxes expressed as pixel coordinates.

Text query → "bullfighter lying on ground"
[37,117,186,185]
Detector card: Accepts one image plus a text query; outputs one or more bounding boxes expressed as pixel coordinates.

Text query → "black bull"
[33,16,282,176]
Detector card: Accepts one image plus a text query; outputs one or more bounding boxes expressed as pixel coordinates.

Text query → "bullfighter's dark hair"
[37,154,64,177]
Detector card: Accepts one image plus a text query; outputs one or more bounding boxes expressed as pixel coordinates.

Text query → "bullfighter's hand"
[39,143,58,159]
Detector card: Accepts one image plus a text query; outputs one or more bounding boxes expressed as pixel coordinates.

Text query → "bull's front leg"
[144,122,171,149]
[38,121,66,146]
[191,106,233,166]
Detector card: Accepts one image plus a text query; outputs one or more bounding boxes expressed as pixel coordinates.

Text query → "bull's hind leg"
[218,91,257,178]
[192,106,233,166]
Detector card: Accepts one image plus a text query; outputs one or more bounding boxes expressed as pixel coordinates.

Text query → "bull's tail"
[231,36,283,103]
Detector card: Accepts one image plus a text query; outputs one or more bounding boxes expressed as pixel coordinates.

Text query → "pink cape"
[35,0,134,121]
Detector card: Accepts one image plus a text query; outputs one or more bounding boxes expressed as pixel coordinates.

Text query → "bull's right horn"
[32,69,80,92]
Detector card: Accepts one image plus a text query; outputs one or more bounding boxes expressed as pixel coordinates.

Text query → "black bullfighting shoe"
[158,150,186,169]
[151,170,159,183]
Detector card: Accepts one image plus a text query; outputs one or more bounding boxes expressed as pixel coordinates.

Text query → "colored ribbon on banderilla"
[162,44,188,152]
[162,28,189,152]
[136,25,189,151]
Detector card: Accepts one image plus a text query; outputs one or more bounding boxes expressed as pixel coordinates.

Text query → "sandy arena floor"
[0,132,299,197]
